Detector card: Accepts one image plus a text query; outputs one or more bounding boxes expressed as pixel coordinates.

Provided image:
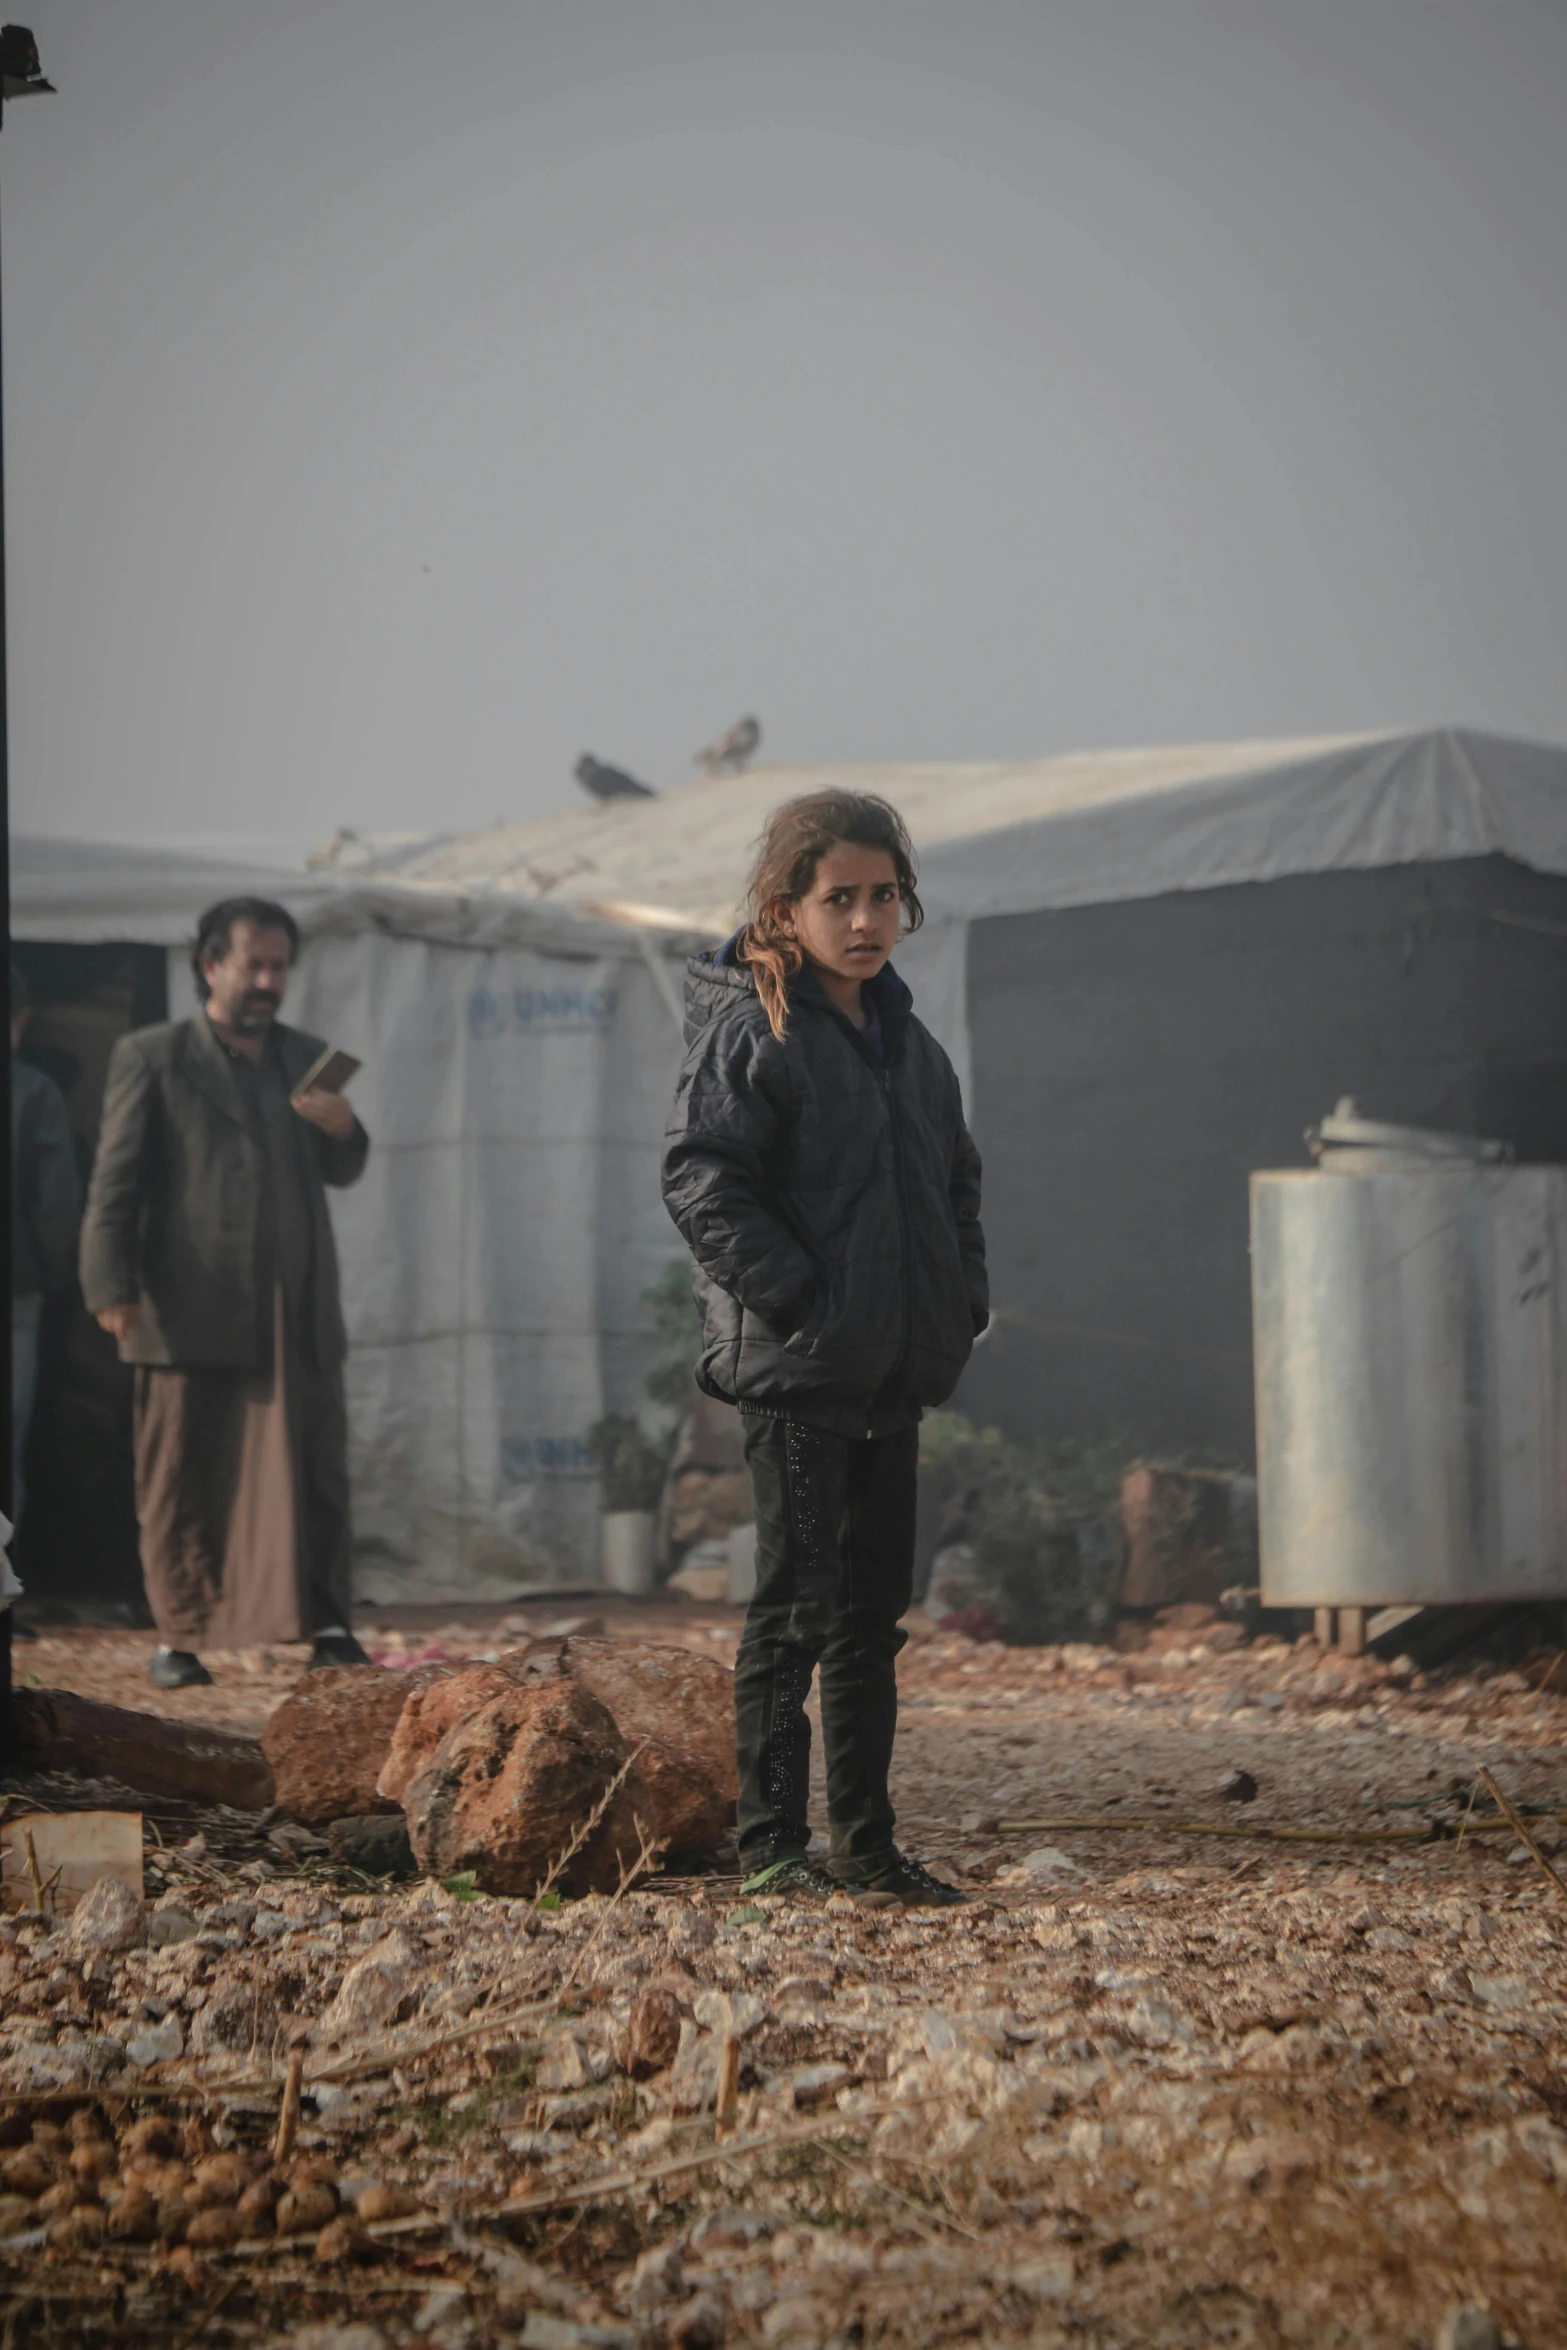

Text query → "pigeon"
[574,753,656,803]
[695,716,761,776]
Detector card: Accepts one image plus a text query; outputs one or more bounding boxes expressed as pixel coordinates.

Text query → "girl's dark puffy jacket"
[661,948,988,1435]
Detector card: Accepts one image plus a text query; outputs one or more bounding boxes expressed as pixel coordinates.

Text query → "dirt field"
[2,1608,1565,2347]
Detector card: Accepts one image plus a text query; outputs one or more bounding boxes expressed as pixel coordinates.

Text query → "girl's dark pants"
[735,1414,917,1871]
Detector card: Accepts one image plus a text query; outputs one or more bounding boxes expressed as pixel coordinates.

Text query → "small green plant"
[534,1890,563,1912]
[586,1260,706,1515]
[585,1413,669,1512]
[442,1871,481,1903]
[397,2058,537,2148]
[918,1412,1135,1644]
[642,1255,703,1416]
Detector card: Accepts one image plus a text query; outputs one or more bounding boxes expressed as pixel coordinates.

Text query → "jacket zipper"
[880,1066,915,1414]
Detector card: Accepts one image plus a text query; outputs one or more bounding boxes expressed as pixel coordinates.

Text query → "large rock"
[1119,1465,1234,1610]
[378,1637,736,1881]
[377,1661,530,1808]
[262,1668,438,1827]
[667,1468,754,1553]
[562,1638,736,1859]
[395,1674,644,1899]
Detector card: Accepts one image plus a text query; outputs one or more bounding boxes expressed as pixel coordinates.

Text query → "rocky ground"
[2,1605,1565,2348]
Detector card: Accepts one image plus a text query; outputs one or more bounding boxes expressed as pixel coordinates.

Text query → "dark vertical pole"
[0,129,13,1765]
[0,41,53,1770]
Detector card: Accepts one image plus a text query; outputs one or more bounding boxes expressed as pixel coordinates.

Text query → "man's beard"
[233,991,280,1030]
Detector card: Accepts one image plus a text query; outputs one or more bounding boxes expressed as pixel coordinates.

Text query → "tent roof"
[10,834,702,959]
[22,727,1567,953]
[11,835,323,943]
[308,725,1567,934]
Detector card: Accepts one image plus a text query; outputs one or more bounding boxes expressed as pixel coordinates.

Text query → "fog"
[7,1,1566,855]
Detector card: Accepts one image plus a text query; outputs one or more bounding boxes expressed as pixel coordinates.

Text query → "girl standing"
[662,792,987,1906]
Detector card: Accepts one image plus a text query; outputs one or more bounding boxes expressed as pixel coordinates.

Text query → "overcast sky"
[6,1,1566,856]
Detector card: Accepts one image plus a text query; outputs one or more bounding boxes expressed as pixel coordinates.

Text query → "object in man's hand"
[296,1046,361,1097]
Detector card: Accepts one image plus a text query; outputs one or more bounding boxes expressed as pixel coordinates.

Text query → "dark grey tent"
[859,727,1567,1459]
[961,846,1567,1459]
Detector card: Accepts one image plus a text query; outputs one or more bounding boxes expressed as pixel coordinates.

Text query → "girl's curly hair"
[738,791,922,1041]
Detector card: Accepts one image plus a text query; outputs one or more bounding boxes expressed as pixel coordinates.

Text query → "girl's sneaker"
[836,1850,967,1908]
[740,1854,840,1903]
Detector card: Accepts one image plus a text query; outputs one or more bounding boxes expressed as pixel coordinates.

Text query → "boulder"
[377,1661,529,1809]
[1119,1466,1236,1611]
[262,1667,439,1827]
[562,1638,736,1858]
[396,1675,645,1899]
[667,1468,754,1553]
[378,1637,737,1882]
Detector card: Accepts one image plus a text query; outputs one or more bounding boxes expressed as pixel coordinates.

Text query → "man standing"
[80,899,372,1689]
[11,967,82,1526]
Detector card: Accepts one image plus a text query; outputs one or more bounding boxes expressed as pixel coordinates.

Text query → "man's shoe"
[834,1850,967,1909]
[308,1631,372,1670]
[149,1648,213,1690]
[739,1853,841,1903]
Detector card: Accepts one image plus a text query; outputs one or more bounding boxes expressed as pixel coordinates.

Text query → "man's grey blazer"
[79,1015,369,1371]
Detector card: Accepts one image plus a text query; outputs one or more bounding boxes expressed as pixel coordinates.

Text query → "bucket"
[601,1510,655,1598]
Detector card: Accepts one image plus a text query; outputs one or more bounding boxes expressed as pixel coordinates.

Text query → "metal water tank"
[1251,1102,1567,1606]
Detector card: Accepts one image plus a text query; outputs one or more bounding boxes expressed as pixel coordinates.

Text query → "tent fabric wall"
[889,918,971,1108]
[275,928,691,1602]
[961,853,1567,1463]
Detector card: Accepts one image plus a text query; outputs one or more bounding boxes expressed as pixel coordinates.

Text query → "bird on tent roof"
[695,716,761,776]
[574,753,656,803]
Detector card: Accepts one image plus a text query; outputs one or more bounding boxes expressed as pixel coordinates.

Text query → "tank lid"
[1306,1096,1511,1169]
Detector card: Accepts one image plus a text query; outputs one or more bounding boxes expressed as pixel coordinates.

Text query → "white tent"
[13,837,703,1603]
